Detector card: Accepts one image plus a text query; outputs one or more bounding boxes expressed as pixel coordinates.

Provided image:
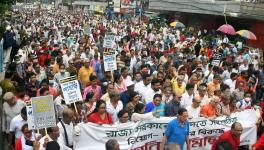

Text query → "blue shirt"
[165,118,189,150]
[120,91,130,109]
[144,102,165,117]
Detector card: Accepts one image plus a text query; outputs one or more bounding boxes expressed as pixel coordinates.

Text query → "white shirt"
[9,114,27,139]
[144,88,162,104]
[2,100,25,133]
[196,94,210,106]
[134,81,152,103]
[62,54,74,68]
[186,105,201,119]
[180,92,194,108]
[39,134,71,150]
[131,112,154,122]
[57,121,74,146]
[239,64,248,73]
[224,79,236,93]
[106,101,123,123]
[221,70,231,81]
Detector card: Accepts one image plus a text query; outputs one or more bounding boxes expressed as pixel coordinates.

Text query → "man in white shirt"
[196,84,210,106]
[8,106,27,149]
[57,108,74,149]
[186,95,202,119]
[221,64,232,81]
[144,78,162,104]
[39,126,71,150]
[239,60,249,73]
[134,74,152,104]
[106,90,123,123]
[224,73,237,93]
[2,92,25,134]
[180,83,194,108]
[62,50,74,68]
[54,64,70,85]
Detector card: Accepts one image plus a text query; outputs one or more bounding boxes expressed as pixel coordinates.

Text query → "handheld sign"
[103,34,115,49]
[31,95,56,130]
[60,76,82,105]
[211,54,222,66]
[103,51,117,72]
[26,102,35,130]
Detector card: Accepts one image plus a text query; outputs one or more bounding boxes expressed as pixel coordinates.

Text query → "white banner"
[103,35,115,49]
[60,76,82,105]
[74,110,257,150]
[26,102,35,130]
[103,51,117,72]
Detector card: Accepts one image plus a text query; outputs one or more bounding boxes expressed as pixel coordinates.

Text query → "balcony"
[148,0,264,20]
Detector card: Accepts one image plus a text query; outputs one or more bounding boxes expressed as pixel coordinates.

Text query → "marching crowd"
[1,5,264,150]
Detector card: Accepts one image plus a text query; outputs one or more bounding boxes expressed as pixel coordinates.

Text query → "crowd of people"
[1,5,264,150]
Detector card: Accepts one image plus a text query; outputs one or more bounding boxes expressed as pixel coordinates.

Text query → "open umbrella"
[170,21,185,28]
[217,24,236,35]
[236,30,257,40]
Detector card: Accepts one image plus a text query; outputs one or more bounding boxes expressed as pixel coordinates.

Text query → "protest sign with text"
[31,95,56,129]
[74,110,257,150]
[103,51,117,72]
[60,76,82,105]
[103,34,115,49]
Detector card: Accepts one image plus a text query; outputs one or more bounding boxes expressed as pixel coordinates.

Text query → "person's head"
[157,72,164,81]
[21,124,32,140]
[34,63,41,73]
[210,96,220,107]
[140,64,149,75]
[186,83,194,95]
[47,126,60,141]
[192,95,202,108]
[198,84,207,96]
[177,75,184,86]
[94,100,107,114]
[151,78,161,92]
[109,90,120,102]
[177,108,188,123]
[114,73,123,83]
[221,84,231,97]
[172,93,182,103]
[30,73,37,82]
[231,122,243,137]
[59,64,66,74]
[117,109,129,123]
[153,94,162,106]
[46,141,60,150]
[21,106,27,121]
[134,103,146,114]
[221,95,231,105]
[62,108,75,124]
[121,67,129,78]
[129,92,140,104]
[230,72,237,80]
[238,81,245,90]
[215,141,233,150]
[39,87,50,96]
[3,92,16,106]
[106,82,115,93]
[105,139,120,150]
[40,79,49,89]
[89,74,98,86]
[83,58,90,68]
[213,74,221,84]
[142,74,152,86]
[135,72,142,82]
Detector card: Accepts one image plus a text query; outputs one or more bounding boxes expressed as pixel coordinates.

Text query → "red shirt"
[212,130,240,150]
[88,112,113,125]
[253,133,264,150]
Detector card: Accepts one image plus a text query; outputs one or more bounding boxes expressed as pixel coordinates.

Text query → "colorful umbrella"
[170,21,185,28]
[217,24,236,35]
[236,30,257,40]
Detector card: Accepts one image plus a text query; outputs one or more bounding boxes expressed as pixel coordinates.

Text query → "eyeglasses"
[122,116,129,119]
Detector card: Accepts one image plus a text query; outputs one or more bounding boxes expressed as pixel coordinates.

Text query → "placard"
[31,95,56,129]
[103,51,117,72]
[211,54,222,66]
[60,76,82,104]
[103,34,115,49]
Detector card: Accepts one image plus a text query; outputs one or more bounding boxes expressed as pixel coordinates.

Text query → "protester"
[212,122,243,150]
[106,90,123,122]
[15,123,36,150]
[105,139,120,150]
[186,95,202,119]
[165,93,182,117]
[88,100,113,125]
[145,94,165,117]
[161,108,190,150]
[131,103,155,122]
